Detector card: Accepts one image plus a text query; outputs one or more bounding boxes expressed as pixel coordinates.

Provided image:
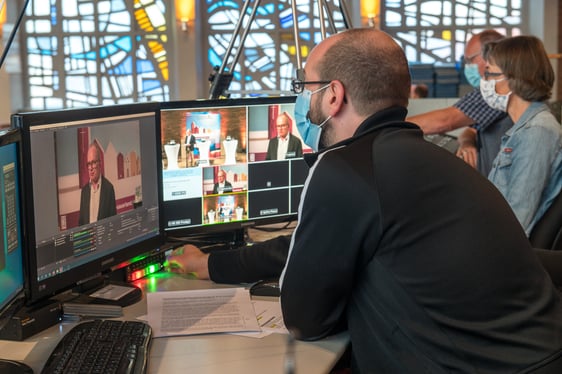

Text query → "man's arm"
[225,181,233,192]
[165,235,292,284]
[265,138,275,160]
[456,127,478,169]
[295,136,303,157]
[281,154,368,341]
[407,106,475,134]
[209,235,291,283]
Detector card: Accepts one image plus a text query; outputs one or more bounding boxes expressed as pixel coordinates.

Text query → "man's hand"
[456,145,478,169]
[456,127,478,169]
[165,244,211,280]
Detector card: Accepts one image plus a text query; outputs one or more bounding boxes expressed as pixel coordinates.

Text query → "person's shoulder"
[102,175,115,188]
[525,109,561,133]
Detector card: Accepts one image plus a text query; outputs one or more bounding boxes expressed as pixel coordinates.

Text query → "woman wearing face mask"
[482,35,562,236]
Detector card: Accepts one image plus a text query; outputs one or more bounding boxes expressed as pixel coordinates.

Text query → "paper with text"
[147,287,261,337]
[233,299,288,338]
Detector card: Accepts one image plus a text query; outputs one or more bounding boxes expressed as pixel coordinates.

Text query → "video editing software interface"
[160,97,309,237]
[16,103,164,304]
[0,130,24,313]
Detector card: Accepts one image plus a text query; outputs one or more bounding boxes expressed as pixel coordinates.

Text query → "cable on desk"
[252,220,297,232]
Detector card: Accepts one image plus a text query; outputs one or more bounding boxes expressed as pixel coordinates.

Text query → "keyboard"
[41,319,151,374]
[424,133,459,154]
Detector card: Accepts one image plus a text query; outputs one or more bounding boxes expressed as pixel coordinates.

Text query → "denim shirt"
[488,101,562,236]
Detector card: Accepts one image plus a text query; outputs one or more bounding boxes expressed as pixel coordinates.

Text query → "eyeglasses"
[484,71,504,80]
[463,51,481,64]
[291,79,331,94]
[87,160,99,168]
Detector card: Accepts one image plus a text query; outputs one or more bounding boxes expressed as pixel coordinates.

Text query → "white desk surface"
[0,273,349,373]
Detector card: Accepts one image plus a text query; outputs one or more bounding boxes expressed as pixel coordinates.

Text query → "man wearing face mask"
[165,32,562,372]
[408,29,513,176]
[278,28,562,373]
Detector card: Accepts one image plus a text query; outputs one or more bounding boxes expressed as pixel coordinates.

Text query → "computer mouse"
[249,279,281,297]
[0,359,33,374]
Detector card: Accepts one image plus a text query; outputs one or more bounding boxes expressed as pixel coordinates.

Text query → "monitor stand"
[67,278,143,307]
[0,359,33,374]
[170,227,248,252]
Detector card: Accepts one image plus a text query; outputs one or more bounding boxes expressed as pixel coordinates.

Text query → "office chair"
[529,189,562,250]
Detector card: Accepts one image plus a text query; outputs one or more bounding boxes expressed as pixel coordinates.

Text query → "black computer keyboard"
[424,133,459,154]
[41,319,151,374]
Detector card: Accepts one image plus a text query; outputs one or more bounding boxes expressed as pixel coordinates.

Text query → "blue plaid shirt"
[454,88,512,176]
[453,88,506,131]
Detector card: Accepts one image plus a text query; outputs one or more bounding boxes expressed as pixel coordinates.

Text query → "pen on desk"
[284,334,295,374]
[260,316,275,327]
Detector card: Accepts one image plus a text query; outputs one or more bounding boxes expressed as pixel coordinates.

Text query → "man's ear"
[325,80,346,116]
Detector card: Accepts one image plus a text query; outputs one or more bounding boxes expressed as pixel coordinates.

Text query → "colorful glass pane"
[205,0,521,97]
[382,0,521,63]
[23,0,170,110]
[204,0,347,97]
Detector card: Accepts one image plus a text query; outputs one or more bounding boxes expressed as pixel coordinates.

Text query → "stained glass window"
[22,0,170,110]
[204,0,347,97]
[382,0,522,63]
[204,0,522,97]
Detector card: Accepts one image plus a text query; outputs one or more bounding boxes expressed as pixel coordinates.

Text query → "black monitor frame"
[0,128,26,314]
[160,96,303,244]
[15,102,165,305]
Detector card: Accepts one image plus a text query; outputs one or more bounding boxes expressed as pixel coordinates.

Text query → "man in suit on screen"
[79,143,117,225]
[266,112,303,160]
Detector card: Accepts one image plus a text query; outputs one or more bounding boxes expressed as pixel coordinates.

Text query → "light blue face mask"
[294,85,331,152]
[464,63,481,88]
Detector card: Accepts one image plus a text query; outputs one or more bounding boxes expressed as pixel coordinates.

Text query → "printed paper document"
[147,287,261,337]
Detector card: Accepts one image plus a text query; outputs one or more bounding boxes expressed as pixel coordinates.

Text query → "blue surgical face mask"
[294,84,331,152]
[464,63,481,88]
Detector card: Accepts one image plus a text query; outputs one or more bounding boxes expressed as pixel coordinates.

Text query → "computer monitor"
[160,96,306,243]
[0,128,32,374]
[0,129,25,317]
[14,102,164,305]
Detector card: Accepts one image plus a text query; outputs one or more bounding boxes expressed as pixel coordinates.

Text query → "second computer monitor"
[0,129,25,315]
[160,96,308,238]
[15,102,164,305]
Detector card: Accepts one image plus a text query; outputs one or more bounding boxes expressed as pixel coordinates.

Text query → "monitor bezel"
[160,96,301,242]
[0,128,27,312]
[16,102,165,305]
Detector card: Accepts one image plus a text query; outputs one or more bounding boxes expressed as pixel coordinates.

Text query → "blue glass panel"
[262,4,275,14]
[209,50,224,68]
[208,1,240,13]
[137,59,155,74]
[114,36,133,53]
[299,32,311,41]
[142,79,161,92]
[71,50,97,60]
[50,5,57,26]
[107,55,133,75]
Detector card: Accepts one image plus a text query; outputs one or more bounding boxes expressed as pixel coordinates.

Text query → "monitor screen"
[160,96,307,239]
[15,102,164,304]
[0,129,25,312]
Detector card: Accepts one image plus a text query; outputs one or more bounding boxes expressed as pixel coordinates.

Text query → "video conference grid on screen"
[21,108,162,294]
[160,97,308,233]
